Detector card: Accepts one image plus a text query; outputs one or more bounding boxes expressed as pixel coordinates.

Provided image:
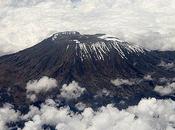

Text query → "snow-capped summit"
[52,31,80,40]
[51,31,146,61]
[98,34,123,42]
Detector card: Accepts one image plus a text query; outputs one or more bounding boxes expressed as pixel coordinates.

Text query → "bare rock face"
[0,31,175,112]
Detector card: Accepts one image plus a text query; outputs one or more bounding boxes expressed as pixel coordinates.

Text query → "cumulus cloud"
[60,81,86,100]
[111,78,134,86]
[158,61,175,69]
[22,106,41,120]
[144,74,153,81]
[26,76,57,101]
[26,76,57,94]
[154,82,175,96]
[22,115,42,130]
[0,104,20,130]
[75,102,86,111]
[21,98,175,130]
[0,0,175,55]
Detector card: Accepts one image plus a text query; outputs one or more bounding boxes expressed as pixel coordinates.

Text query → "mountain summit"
[0,31,175,111]
[51,31,145,61]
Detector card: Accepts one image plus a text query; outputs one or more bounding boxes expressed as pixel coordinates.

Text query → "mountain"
[0,31,175,112]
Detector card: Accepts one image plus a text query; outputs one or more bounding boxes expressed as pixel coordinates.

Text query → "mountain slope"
[0,31,175,111]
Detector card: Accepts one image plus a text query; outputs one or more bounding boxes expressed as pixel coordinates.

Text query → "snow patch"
[99,34,124,42]
[75,35,145,61]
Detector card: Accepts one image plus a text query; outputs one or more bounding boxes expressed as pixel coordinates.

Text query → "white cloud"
[26,76,57,94]
[27,94,37,102]
[158,61,174,69]
[0,0,175,55]
[22,106,40,120]
[22,115,42,130]
[144,74,153,80]
[55,123,72,130]
[21,98,175,130]
[26,76,57,101]
[127,98,175,130]
[154,82,175,96]
[111,78,134,86]
[159,77,169,84]
[60,81,86,99]
[0,104,20,130]
[75,102,86,111]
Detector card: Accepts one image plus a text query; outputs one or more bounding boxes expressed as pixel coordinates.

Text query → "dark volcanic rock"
[0,31,175,111]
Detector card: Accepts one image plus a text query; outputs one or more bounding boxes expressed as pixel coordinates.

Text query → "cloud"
[60,81,86,100]
[75,102,86,111]
[26,76,57,94]
[0,0,175,55]
[22,106,41,120]
[159,77,169,84]
[22,115,42,130]
[111,78,134,86]
[21,98,175,130]
[154,82,175,96]
[0,98,174,130]
[158,61,175,69]
[26,76,57,101]
[144,74,153,81]
[0,104,20,130]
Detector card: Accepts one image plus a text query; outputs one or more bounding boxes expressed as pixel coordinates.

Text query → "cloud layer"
[0,98,174,130]
[0,0,175,55]
[20,98,175,130]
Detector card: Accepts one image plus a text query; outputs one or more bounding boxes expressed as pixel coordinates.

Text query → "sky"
[0,0,175,55]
